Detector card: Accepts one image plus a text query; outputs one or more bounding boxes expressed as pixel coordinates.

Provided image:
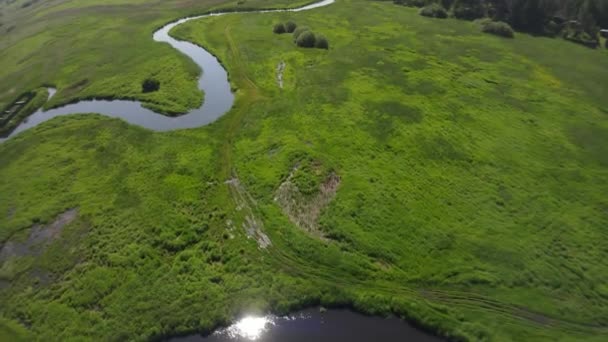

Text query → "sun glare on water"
[223,316,274,340]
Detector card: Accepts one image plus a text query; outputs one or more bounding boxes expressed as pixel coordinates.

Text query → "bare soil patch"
[275,170,340,238]
[0,208,78,262]
[226,178,271,248]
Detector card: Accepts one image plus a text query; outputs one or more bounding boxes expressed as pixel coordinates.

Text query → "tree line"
[397,0,608,45]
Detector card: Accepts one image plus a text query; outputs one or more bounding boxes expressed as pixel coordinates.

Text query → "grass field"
[1,0,608,340]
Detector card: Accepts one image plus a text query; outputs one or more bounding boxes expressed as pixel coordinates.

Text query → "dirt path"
[276,61,285,89]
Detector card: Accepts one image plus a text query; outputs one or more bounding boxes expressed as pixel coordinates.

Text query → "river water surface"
[169,309,443,342]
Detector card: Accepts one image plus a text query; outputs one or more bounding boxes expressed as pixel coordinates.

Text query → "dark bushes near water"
[285,21,297,33]
[274,21,297,34]
[419,4,448,19]
[142,78,160,93]
[273,23,286,34]
[296,31,316,48]
[292,26,310,40]
[315,35,329,49]
[274,22,328,50]
[292,26,329,49]
[481,20,515,38]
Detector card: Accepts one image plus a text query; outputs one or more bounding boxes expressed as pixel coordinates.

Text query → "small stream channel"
[0,0,335,143]
[169,308,443,342]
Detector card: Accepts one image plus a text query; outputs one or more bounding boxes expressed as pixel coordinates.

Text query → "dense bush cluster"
[292,26,310,40]
[419,3,448,19]
[273,20,297,34]
[285,21,297,33]
[296,31,316,48]
[395,0,608,47]
[289,26,329,49]
[481,20,515,38]
[452,0,484,20]
[273,23,286,34]
[315,35,329,49]
[141,78,160,93]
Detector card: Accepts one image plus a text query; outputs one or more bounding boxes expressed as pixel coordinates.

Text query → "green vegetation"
[397,0,608,46]
[295,30,316,48]
[419,3,448,19]
[285,20,298,33]
[480,19,515,38]
[315,34,329,49]
[452,0,484,20]
[289,24,328,49]
[0,0,315,117]
[273,22,286,34]
[141,78,160,93]
[1,0,608,341]
[275,20,298,34]
[0,317,30,342]
[292,25,311,40]
[0,87,48,137]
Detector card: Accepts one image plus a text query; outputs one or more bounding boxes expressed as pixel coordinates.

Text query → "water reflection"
[219,316,274,340]
[170,309,444,342]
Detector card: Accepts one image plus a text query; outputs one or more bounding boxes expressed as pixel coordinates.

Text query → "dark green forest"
[396,0,608,45]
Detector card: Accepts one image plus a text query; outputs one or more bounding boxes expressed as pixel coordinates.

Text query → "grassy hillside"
[1,0,608,340]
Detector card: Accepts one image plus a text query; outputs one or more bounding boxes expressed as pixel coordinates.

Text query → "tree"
[285,21,297,33]
[296,31,316,48]
[453,0,485,20]
[273,23,286,34]
[142,78,160,93]
[293,26,310,40]
[315,34,329,49]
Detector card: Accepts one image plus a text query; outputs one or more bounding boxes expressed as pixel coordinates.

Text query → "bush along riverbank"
[0,88,49,138]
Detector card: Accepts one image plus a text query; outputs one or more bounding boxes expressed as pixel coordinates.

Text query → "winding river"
[1,0,335,143]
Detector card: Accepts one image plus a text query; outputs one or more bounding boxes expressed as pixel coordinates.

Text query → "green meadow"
[1,0,608,340]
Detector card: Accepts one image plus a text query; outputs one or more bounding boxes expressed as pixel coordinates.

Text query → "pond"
[169,308,443,342]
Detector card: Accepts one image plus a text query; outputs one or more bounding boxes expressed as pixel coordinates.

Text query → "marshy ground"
[1,0,607,341]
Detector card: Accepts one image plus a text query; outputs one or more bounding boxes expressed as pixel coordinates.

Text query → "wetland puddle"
[0,209,77,261]
[169,308,443,342]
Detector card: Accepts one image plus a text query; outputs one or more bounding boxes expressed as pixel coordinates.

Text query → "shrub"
[293,26,310,40]
[419,4,447,19]
[394,0,427,6]
[563,28,598,48]
[285,21,297,33]
[273,23,286,34]
[543,20,561,37]
[142,78,160,93]
[481,21,515,38]
[605,39,608,49]
[296,31,316,48]
[315,34,329,49]
[453,0,484,20]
